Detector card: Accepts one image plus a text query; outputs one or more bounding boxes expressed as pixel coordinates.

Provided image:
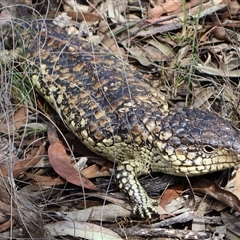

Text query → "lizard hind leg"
[115,159,158,218]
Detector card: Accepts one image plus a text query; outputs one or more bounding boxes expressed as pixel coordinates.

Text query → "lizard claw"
[132,197,158,218]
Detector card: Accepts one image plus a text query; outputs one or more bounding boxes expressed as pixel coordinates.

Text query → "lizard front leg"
[115,160,158,218]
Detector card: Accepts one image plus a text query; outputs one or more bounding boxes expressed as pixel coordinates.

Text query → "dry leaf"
[149,0,182,18]
[66,11,102,22]
[0,8,12,26]
[192,86,216,108]
[81,164,110,179]
[0,219,12,233]
[48,140,98,191]
[160,183,184,209]
[193,179,240,212]
[121,44,151,66]
[150,0,165,6]
[46,220,121,239]
[221,211,240,238]
[196,64,240,77]
[106,0,127,23]
[0,143,45,178]
[0,106,28,134]
[137,19,183,35]
[47,124,98,190]
[62,204,131,222]
[101,37,126,58]
[25,172,65,186]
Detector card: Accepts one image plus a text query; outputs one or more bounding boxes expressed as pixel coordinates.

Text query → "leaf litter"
[0,0,240,239]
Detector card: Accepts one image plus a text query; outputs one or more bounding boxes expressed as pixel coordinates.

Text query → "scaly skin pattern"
[2,20,240,218]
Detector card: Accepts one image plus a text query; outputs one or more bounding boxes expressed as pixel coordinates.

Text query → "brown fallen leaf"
[101,36,126,59]
[66,11,103,22]
[149,0,182,18]
[81,164,110,179]
[0,143,45,178]
[192,179,240,212]
[25,172,65,186]
[158,183,184,219]
[0,106,28,134]
[48,141,98,191]
[172,0,208,15]
[0,219,13,233]
[47,125,98,191]
[160,183,184,210]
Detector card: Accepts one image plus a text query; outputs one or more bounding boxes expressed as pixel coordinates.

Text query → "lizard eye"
[203,145,215,153]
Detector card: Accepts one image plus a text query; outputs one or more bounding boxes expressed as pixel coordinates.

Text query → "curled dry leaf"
[225,0,240,16]
[122,44,151,66]
[64,0,89,13]
[192,179,240,212]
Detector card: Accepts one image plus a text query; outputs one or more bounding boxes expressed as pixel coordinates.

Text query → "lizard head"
[157,108,240,176]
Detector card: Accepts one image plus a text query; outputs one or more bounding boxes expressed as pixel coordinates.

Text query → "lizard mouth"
[172,154,239,177]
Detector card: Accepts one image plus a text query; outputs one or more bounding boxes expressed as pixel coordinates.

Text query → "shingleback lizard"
[2,19,240,218]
